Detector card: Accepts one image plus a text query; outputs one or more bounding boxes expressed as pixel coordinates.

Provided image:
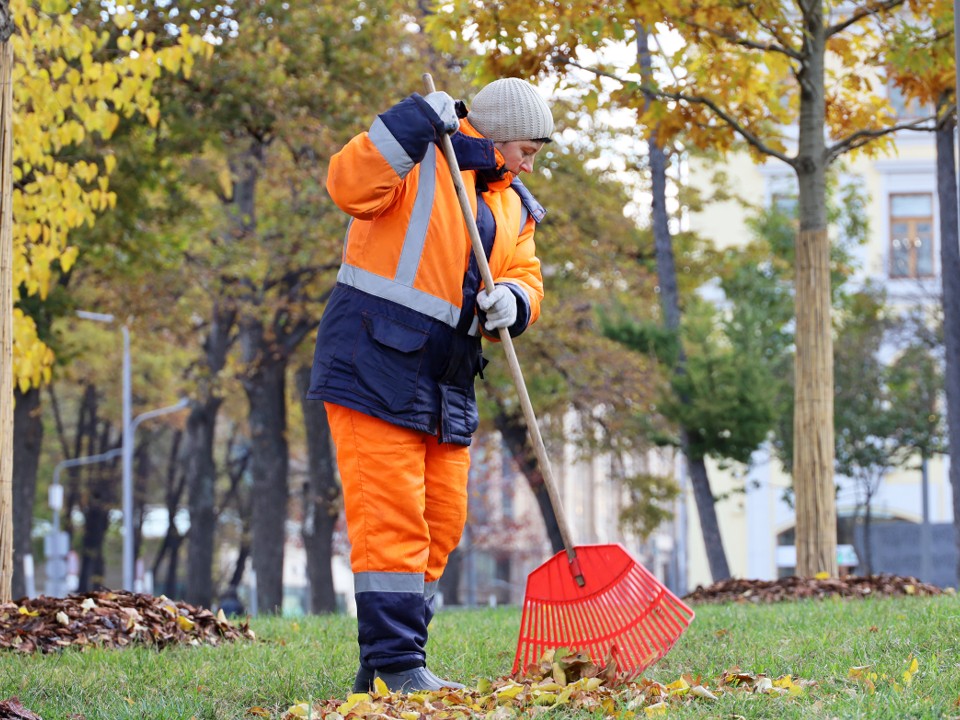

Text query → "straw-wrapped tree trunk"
[793,29,837,572]
[0,1,15,603]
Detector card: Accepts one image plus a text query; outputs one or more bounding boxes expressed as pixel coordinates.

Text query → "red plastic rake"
[423,71,694,682]
[512,544,695,679]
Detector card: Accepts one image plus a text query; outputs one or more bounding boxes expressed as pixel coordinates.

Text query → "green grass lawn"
[2,595,959,719]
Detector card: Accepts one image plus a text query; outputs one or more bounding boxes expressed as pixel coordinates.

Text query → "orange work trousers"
[324,403,470,583]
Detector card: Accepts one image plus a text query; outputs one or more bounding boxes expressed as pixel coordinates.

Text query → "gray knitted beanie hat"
[467,78,554,143]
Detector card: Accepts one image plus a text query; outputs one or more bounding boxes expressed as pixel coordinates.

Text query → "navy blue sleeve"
[377,94,449,166]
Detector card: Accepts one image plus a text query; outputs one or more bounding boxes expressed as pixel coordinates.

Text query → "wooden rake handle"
[423,73,584,587]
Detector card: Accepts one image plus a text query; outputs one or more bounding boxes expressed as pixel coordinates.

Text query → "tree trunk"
[227,543,250,590]
[152,530,183,596]
[184,298,235,609]
[183,396,220,607]
[77,397,119,592]
[79,461,117,591]
[241,317,289,614]
[79,500,110,591]
[862,493,873,575]
[684,434,730,580]
[295,366,341,615]
[12,387,41,599]
[438,546,462,604]
[0,18,16,604]
[151,429,185,596]
[639,24,730,581]
[495,410,564,553]
[219,429,252,596]
[935,112,960,588]
[792,9,837,577]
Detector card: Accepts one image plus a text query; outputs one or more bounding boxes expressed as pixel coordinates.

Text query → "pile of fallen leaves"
[281,649,815,719]
[684,573,947,604]
[0,590,255,654]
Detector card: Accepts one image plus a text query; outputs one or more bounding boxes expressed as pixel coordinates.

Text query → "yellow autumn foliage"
[9,0,213,390]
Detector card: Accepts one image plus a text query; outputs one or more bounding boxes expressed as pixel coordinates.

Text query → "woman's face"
[494,140,545,175]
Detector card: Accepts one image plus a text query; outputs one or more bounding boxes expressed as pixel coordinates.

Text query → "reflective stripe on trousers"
[324,402,470,669]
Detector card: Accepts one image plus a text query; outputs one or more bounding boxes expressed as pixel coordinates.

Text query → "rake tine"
[514,545,694,679]
[532,600,545,664]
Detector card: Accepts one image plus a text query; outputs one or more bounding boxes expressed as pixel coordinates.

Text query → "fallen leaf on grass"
[0,698,42,720]
[285,703,311,718]
[902,655,919,685]
[754,677,774,694]
[849,655,920,695]
[849,666,878,693]
[689,685,718,701]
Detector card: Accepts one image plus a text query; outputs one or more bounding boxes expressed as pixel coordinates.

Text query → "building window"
[887,82,931,120]
[771,192,798,217]
[889,193,934,279]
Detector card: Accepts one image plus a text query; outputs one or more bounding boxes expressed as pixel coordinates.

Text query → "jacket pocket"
[438,334,484,387]
[438,382,480,440]
[353,312,430,414]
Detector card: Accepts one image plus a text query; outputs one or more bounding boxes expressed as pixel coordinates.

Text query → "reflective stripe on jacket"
[307,94,546,444]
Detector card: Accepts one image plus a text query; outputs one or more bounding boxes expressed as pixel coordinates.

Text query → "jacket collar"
[449,119,515,190]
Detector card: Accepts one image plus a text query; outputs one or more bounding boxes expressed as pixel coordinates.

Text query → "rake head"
[513,544,695,680]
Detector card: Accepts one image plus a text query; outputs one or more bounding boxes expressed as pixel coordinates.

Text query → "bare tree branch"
[46,384,72,460]
[741,2,801,54]
[826,114,937,162]
[675,16,802,60]
[825,0,907,37]
[662,90,798,166]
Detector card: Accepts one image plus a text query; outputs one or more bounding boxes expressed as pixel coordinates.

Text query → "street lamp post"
[121,323,133,591]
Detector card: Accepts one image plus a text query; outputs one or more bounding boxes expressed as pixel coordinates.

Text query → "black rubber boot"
[425,669,465,690]
[354,664,463,693]
[374,666,447,692]
[353,665,374,693]
[359,666,463,693]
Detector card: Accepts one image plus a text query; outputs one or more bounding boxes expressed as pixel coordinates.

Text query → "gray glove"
[477,285,518,331]
[424,91,459,134]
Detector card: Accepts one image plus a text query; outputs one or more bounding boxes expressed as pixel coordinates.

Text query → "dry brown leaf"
[0,698,42,720]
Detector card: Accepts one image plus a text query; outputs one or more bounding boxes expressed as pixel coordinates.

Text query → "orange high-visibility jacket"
[307,93,546,444]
